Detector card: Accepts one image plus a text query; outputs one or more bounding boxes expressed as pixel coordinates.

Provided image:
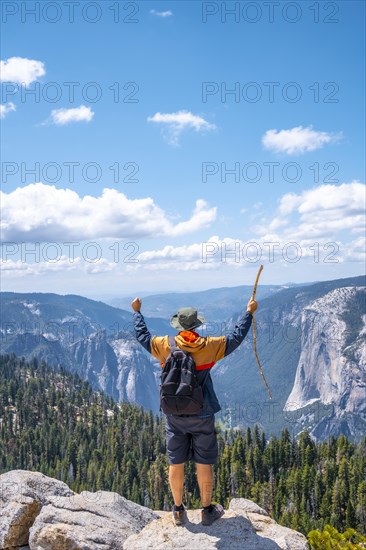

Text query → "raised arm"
[131,297,152,353]
[224,297,258,357]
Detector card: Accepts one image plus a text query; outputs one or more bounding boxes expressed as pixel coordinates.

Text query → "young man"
[131,296,258,526]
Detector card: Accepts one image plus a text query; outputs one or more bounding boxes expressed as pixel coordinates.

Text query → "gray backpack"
[160,336,204,415]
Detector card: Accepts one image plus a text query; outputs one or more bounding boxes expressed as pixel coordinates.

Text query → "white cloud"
[85,258,116,274]
[0,256,116,277]
[150,9,173,17]
[262,125,342,155]
[170,199,217,234]
[49,105,94,125]
[257,181,365,241]
[125,182,366,271]
[0,183,217,241]
[344,237,366,263]
[1,256,82,276]
[147,110,216,146]
[137,242,204,263]
[0,102,16,118]
[129,236,256,271]
[127,234,363,273]
[0,57,45,85]
[282,182,364,216]
[128,261,219,272]
[2,183,363,277]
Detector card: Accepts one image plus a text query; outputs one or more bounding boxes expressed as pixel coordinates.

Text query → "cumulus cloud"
[147,110,216,146]
[126,182,366,271]
[150,9,173,17]
[128,236,262,271]
[343,237,366,263]
[49,105,94,125]
[1,256,116,277]
[1,256,82,276]
[261,181,366,240]
[0,57,45,85]
[262,125,342,155]
[0,183,217,241]
[2,182,363,275]
[0,102,16,118]
[279,181,364,216]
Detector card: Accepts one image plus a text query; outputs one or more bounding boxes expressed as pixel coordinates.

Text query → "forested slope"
[1,353,365,538]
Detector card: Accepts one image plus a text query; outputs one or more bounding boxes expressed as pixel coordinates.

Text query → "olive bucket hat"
[170,307,205,331]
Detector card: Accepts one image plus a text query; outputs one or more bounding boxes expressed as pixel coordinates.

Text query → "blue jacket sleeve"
[224,311,253,357]
[133,312,152,353]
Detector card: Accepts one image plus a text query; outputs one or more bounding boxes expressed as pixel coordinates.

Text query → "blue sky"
[1,1,365,297]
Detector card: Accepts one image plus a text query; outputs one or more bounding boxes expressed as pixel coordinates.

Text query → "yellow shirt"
[151,330,227,371]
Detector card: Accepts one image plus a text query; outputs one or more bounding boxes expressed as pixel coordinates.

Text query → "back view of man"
[132,296,258,526]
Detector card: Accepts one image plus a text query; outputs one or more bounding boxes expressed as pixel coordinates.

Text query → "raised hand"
[131,297,142,312]
[247,297,258,314]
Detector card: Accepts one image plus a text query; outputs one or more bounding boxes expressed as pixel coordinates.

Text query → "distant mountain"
[107,284,298,324]
[1,275,365,440]
[0,292,171,340]
[0,292,170,412]
[212,275,366,441]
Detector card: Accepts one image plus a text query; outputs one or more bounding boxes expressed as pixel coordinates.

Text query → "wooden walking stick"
[251,265,272,400]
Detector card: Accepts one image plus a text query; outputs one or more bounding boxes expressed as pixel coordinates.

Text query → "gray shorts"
[165,414,218,465]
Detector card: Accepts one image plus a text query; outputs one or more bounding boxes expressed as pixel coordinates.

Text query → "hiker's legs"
[169,463,185,507]
[196,463,213,507]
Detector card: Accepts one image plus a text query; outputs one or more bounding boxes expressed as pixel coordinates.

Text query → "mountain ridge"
[1,274,365,440]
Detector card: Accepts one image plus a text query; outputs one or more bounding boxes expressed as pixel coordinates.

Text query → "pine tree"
[356,481,366,534]
[1,354,365,539]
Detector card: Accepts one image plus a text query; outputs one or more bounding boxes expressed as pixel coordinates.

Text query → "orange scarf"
[178,330,199,343]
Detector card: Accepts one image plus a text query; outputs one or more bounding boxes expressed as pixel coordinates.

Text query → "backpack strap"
[169,336,178,351]
[167,335,201,383]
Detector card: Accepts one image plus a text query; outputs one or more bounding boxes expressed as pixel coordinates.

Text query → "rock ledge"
[0,470,308,549]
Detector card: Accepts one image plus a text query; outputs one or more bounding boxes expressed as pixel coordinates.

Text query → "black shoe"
[201,503,224,526]
[172,503,187,526]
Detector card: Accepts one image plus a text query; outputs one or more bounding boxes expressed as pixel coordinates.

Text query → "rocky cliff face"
[69,329,161,412]
[110,335,161,412]
[71,330,120,399]
[0,470,309,550]
[285,287,366,440]
[211,279,366,441]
